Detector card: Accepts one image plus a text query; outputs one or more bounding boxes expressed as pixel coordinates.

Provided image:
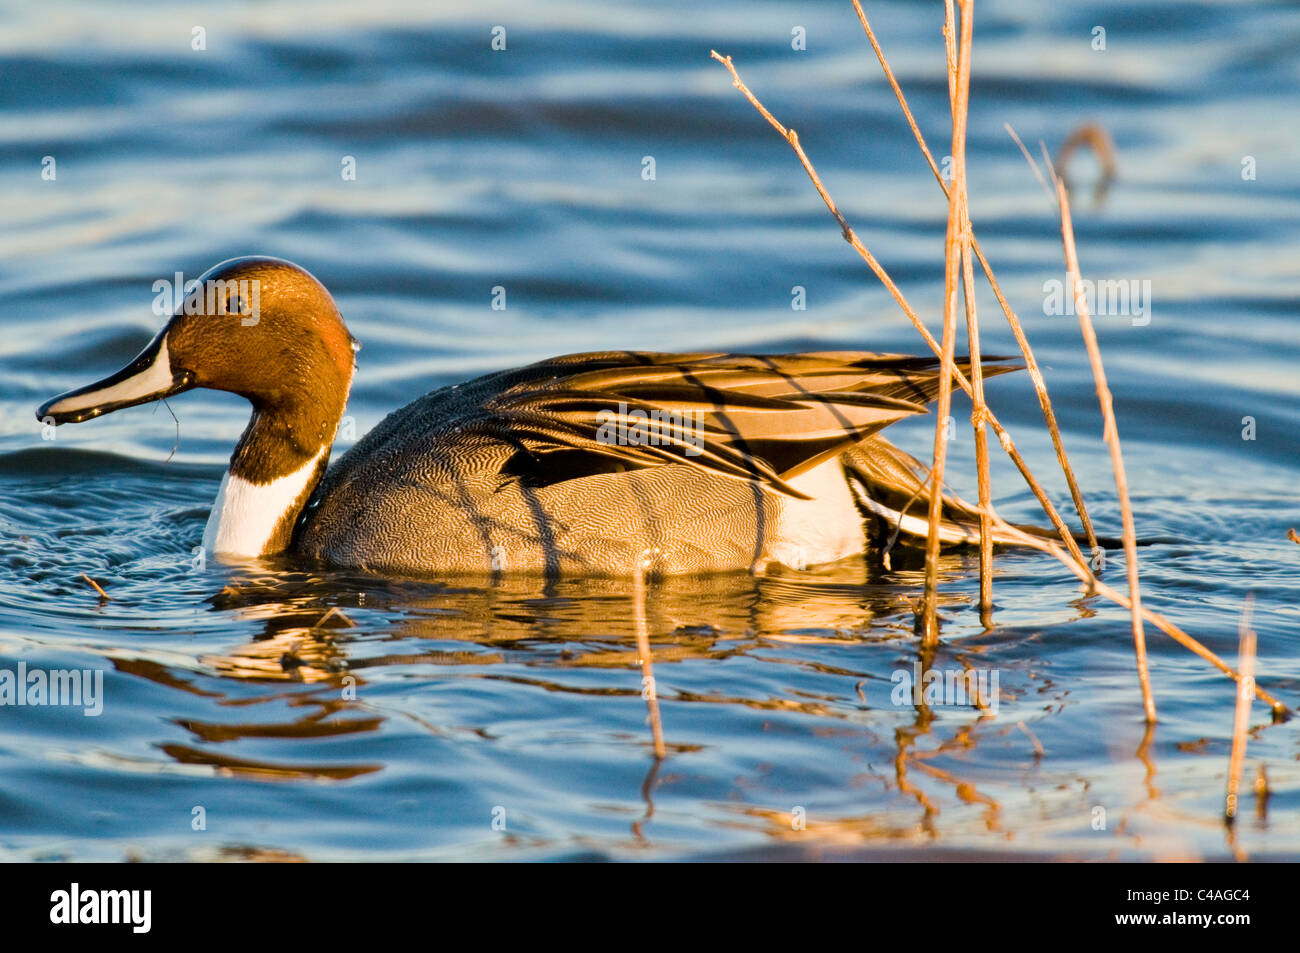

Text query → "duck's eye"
[228,295,243,315]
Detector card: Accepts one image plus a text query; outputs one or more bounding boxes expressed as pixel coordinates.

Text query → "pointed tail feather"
[840,437,1110,554]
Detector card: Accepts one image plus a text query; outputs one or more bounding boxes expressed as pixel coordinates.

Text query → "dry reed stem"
[1055,178,1155,723]
[962,238,996,624]
[709,49,1090,572]
[80,573,109,601]
[850,0,1101,559]
[921,0,972,641]
[940,20,986,612]
[1005,124,1059,206]
[708,43,1290,716]
[1225,595,1257,823]
[632,552,666,759]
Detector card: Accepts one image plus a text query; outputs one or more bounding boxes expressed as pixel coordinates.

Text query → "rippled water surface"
[1,0,1299,861]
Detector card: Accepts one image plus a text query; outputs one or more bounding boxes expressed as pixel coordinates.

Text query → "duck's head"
[38,256,355,433]
[37,256,358,559]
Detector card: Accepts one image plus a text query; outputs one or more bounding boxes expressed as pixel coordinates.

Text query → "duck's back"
[293,350,1012,575]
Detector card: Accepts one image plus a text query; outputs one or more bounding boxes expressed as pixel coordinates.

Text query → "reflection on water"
[1,0,1299,860]
[2,514,1279,860]
[163,558,1053,843]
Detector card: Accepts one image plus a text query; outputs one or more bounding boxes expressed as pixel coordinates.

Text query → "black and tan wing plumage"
[294,351,1020,575]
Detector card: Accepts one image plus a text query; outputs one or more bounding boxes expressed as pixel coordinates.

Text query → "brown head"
[37,257,358,556]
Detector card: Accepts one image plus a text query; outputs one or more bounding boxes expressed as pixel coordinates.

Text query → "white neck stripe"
[201,446,326,559]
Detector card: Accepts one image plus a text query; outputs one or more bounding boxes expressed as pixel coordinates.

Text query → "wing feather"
[477,351,1019,496]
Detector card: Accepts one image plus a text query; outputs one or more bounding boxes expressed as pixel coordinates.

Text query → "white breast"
[202,447,326,559]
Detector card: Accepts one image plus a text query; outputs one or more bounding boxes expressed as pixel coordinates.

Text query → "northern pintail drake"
[38,256,1033,576]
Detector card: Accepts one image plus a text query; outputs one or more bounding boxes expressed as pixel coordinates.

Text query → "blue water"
[0,0,1298,860]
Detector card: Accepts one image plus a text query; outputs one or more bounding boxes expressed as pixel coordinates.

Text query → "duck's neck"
[202,401,342,560]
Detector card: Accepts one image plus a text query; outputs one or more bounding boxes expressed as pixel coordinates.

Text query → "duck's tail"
[840,437,1113,562]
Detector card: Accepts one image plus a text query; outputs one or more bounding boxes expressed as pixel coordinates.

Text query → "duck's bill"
[36,333,193,425]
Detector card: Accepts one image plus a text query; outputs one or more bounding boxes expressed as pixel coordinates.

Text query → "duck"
[36,256,1037,576]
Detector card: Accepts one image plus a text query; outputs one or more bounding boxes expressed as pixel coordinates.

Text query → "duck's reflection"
[115,552,1109,847]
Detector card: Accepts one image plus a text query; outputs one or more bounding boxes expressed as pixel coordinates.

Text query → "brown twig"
[80,573,109,601]
[1225,595,1257,823]
[1054,175,1155,723]
[961,232,995,624]
[921,0,973,642]
[963,238,996,626]
[1005,124,1058,207]
[882,476,929,572]
[850,1,1101,560]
